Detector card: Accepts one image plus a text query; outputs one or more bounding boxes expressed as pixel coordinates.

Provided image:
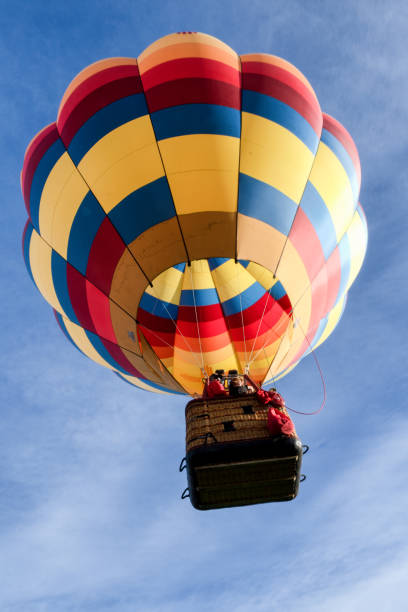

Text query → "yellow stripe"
[138,32,237,66]
[29,230,62,313]
[244,261,275,291]
[210,258,254,301]
[240,112,314,203]
[158,134,240,214]
[181,259,214,291]
[78,116,164,213]
[146,266,184,304]
[309,142,355,241]
[38,152,89,258]
[62,316,115,370]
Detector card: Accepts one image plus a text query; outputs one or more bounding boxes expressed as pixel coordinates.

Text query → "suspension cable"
[188,264,207,377]
[236,262,248,369]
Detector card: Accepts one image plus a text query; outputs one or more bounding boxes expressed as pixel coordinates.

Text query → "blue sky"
[1,1,408,610]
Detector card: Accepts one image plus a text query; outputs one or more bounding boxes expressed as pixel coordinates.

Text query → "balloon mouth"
[136,258,294,395]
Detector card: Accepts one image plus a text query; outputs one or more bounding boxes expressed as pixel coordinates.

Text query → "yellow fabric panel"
[158,134,240,214]
[178,211,236,262]
[145,265,184,305]
[118,373,174,395]
[78,117,164,213]
[309,142,355,241]
[313,297,346,350]
[240,112,314,203]
[38,152,89,258]
[62,316,115,370]
[109,249,149,319]
[276,237,311,307]
[345,210,368,291]
[138,32,237,69]
[181,259,214,291]
[128,217,188,282]
[58,58,136,116]
[241,53,320,105]
[29,230,62,313]
[244,261,276,291]
[210,258,254,302]
[236,214,286,274]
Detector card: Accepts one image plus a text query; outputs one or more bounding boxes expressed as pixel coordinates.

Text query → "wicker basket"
[182,395,304,510]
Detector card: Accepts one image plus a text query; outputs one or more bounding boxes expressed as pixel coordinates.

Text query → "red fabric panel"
[86,217,126,296]
[242,63,321,134]
[324,247,342,314]
[176,303,225,323]
[141,57,240,90]
[137,309,177,334]
[58,66,142,146]
[21,123,59,214]
[99,337,144,378]
[86,280,117,344]
[225,294,282,330]
[144,78,241,113]
[289,207,326,281]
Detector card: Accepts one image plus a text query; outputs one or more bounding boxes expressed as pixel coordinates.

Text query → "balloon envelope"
[22,32,367,396]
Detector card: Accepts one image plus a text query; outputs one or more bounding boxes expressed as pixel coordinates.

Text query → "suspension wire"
[236,262,248,370]
[247,285,273,367]
[148,282,204,373]
[188,264,207,378]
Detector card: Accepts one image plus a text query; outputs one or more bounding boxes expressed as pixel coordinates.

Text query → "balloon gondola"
[21,32,367,509]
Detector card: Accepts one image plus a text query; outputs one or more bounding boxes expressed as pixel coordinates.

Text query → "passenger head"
[230,376,244,387]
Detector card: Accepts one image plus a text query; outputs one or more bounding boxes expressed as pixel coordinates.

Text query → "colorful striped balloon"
[22,32,367,396]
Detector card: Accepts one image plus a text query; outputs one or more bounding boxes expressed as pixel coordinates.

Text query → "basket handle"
[187,431,218,445]
[302,444,310,454]
[181,487,190,499]
[300,474,306,482]
[179,457,187,472]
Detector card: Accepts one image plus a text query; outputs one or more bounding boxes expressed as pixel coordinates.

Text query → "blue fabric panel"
[67,192,106,276]
[29,139,66,231]
[151,104,240,141]
[180,288,219,307]
[238,259,250,268]
[115,372,185,395]
[242,90,318,154]
[299,182,338,260]
[68,94,149,165]
[238,173,297,236]
[51,250,79,325]
[208,257,229,271]
[23,223,35,284]
[221,282,266,317]
[138,292,179,320]
[321,128,359,203]
[335,234,351,305]
[108,177,176,244]
[173,263,186,272]
[270,280,286,301]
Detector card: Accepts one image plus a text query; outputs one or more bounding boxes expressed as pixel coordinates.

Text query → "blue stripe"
[238,259,250,268]
[29,139,66,231]
[299,182,338,260]
[173,263,186,272]
[238,173,297,236]
[151,104,240,141]
[51,251,79,325]
[208,257,229,271]
[68,94,149,165]
[67,192,105,275]
[54,311,84,355]
[23,223,35,284]
[108,177,176,244]
[180,288,219,307]
[138,292,179,320]
[242,90,319,154]
[115,372,185,395]
[335,234,351,305]
[321,129,359,203]
[270,280,286,301]
[222,282,266,317]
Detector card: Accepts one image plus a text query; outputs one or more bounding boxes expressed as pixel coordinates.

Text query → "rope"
[247,286,273,367]
[236,262,248,369]
[188,264,207,377]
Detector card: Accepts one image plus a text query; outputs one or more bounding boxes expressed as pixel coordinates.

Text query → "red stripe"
[67,263,96,333]
[58,72,142,146]
[324,247,342,314]
[224,293,279,329]
[141,57,240,90]
[86,280,117,344]
[243,72,321,134]
[137,308,178,334]
[323,113,361,180]
[100,338,144,378]
[144,78,241,113]
[177,303,225,323]
[139,327,176,348]
[86,217,126,296]
[21,123,59,214]
[174,316,229,338]
[289,207,325,281]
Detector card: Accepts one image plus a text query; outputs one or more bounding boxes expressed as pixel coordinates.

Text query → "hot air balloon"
[21,32,367,509]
